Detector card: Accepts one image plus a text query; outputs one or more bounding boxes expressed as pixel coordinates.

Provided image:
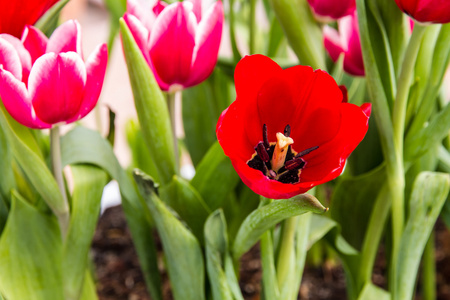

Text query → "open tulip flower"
[307,0,355,21]
[323,12,364,76]
[0,0,59,37]
[0,20,108,129]
[394,0,450,24]
[123,0,224,92]
[216,55,371,199]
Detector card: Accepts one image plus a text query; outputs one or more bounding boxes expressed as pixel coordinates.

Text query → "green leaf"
[330,164,386,250]
[0,103,66,217]
[0,121,15,204]
[266,15,285,57]
[191,142,240,211]
[120,18,176,185]
[79,271,99,300]
[357,283,390,300]
[205,210,234,300]
[405,102,450,162]
[134,170,205,300]
[233,194,326,259]
[63,165,108,300]
[35,0,71,37]
[60,126,163,300]
[269,0,325,69]
[160,176,211,242]
[396,172,450,300]
[0,192,63,300]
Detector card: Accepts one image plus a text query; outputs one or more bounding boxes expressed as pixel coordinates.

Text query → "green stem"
[228,0,242,63]
[389,23,426,300]
[167,91,179,174]
[261,230,280,300]
[357,183,390,291]
[50,126,69,237]
[422,232,436,300]
[276,216,298,290]
[249,0,256,54]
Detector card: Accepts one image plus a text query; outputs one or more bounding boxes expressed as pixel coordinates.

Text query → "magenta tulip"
[123,0,224,92]
[0,20,108,129]
[323,12,364,76]
[0,0,59,37]
[307,0,355,21]
[394,0,450,24]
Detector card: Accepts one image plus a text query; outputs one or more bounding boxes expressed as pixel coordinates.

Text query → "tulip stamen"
[271,132,294,172]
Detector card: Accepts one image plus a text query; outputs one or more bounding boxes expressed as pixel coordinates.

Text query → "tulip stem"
[276,216,298,293]
[167,91,179,173]
[50,125,69,237]
[249,0,257,54]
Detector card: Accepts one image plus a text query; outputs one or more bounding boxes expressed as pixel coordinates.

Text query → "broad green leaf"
[191,142,240,211]
[0,122,15,204]
[404,102,450,162]
[79,271,99,300]
[0,103,66,217]
[63,165,108,300]
[396,172,450,300]
[357,283,390,300]
[120,18,176,185]
[126,119,161,183]
[205,210,234,300]
[35,0,71,37]
[160,176,211,242]
[224,254,244,300]
[233,194,326,259]
[261,230,280,300]
[0,192,63,300]
[269,0,325,69]
[60,126,163,300]
[330,164,386,250]
[356,0,397,182]
[266,15,285,57]
[134,170,205,300]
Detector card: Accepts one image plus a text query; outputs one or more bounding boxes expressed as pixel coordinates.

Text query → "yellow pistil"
[271,132,294,172]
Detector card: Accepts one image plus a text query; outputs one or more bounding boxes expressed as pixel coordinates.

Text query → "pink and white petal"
[187,0,202,21]
[185,0,223,87]
[128,0,158,31]
[0,68,50,128]
[67,44,107,123]
[123,14,170,90]
[0,37,23,80]
[29,52,86,124]
[0,34,32,84]
[21,25,48,63]
[149,2,197,86]
[152,0,168,17]
[323,25,345,62]
[47,20,82,56]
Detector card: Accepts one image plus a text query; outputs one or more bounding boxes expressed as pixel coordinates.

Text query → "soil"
[92,205,450,300]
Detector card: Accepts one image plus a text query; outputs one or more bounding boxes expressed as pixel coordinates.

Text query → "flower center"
[247,124,318,184]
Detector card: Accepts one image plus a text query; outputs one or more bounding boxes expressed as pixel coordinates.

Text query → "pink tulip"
[394,0,450,24]
[124,0,224,92]
[0,20,108,129]
[323,12,364,76]
[307,0,355,21]
[0,0,59,37]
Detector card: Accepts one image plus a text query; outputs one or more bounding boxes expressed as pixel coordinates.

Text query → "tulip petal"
[22,25,48,64]
[186,0,223,87]
[127,0,157,31]
[46,20,82,56]
[307,0,355,20]
[0,68,50,128]
[0,37,24,81]
[187,0,202,21]
[323,25,345,62]
[123,13,170,91]
[29,52,86,124]
[67,44,108,122]
[149,2,197,87]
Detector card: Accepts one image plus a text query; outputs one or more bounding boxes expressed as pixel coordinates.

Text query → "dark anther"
[284,124,291,137]
[256,142,269,162]
[263,124,270,148]
[269,170,277,179]
[285,157,306,171]
[295,145,319,158]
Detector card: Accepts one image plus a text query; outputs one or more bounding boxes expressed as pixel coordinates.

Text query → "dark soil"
[92,205,450,300]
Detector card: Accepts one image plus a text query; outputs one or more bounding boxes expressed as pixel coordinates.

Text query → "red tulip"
[216,55,371,199]
[0,20,108,129]
[307,0,356,21]
[123,0,224,92]
[323,12,364,76]
[0,0,59,37]
[394,0,450,24]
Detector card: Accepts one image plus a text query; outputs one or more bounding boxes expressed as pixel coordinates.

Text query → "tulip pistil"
[247,124,319,184]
